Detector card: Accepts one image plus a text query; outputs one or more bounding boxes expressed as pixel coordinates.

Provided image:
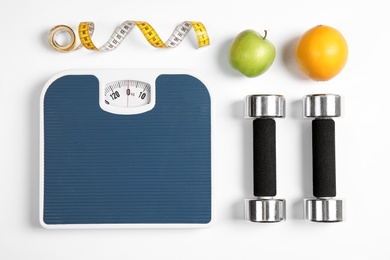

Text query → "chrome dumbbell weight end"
[245,198,286,223]
[303,94,344,223]
[304,198,343,222]
[244,95,286,223]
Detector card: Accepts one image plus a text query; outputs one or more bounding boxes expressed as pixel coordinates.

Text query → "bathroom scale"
[39,69,213,228]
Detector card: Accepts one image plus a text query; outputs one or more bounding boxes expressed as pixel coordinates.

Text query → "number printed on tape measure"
[48,21,210,52]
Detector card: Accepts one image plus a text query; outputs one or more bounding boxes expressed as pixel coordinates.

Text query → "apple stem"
[263,30,267,40]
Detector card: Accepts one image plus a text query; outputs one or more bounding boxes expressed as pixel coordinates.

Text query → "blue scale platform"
[41,73,212,227]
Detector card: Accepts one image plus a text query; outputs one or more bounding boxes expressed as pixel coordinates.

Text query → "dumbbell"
[244,94,286,223]
[303,94,344,222]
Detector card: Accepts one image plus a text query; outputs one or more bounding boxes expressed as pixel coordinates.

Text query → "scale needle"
[127,80,130,107]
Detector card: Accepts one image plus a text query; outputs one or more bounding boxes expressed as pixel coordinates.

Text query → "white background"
[0,0,388,259]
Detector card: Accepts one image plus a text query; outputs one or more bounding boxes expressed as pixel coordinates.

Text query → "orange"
[295,25,348,81]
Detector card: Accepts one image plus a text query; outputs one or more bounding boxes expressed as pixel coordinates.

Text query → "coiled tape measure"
[49,21,210,52]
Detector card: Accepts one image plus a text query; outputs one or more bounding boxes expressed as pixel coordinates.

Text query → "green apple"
[228,29,276,77]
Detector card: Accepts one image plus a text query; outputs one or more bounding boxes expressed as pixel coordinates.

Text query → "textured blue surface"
[43,74,211,225]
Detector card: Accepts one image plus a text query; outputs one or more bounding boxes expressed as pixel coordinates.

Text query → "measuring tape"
[49,21,210,52]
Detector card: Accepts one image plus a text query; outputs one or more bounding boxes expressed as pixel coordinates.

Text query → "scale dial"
[101,79,154,115]
[104,80,151,108]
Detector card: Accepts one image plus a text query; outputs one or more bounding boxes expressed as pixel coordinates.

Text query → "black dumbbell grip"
[253,118,277,197]
[312,119,336,197]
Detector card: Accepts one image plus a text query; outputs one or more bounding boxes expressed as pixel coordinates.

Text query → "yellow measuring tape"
[49,21,210,52]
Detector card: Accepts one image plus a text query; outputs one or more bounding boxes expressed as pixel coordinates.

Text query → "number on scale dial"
[104,80,151,108]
